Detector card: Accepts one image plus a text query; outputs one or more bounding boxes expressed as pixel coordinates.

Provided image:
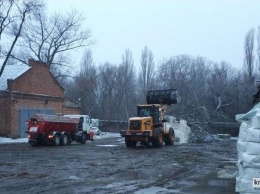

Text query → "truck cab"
[64,115,100,135]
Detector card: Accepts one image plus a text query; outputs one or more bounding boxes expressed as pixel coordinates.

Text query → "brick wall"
[0,60,82,138]
[62,106,82,115]
[9,92,64,138]
[8,59,64,98]
[0,92,11,137]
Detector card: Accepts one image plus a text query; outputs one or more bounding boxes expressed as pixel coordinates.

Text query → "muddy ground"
[0,136,238,194]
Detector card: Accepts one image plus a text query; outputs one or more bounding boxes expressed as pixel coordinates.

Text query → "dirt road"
[0,136,238,194]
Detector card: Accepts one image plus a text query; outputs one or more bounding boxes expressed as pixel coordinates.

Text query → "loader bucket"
[146,89,178,105]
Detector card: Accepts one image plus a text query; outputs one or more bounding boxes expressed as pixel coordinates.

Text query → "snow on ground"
[0,132,121,144]
[94,132,121,139]
[0,137,28,144]
[96,144,119,147]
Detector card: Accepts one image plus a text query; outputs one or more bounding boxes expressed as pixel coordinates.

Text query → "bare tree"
[0,0,14,40]
[90,49,137,120]
[120,49,136,118]
[10,9,93,80]
[257,26,260,78]
[158,56,236,122]
[97,63,119,119]
[67,49,98,115]
[0,0,44,77]
[208,62,238,115]
[139,46,155,102]
[244,28,255,84]
[157,55,193,118]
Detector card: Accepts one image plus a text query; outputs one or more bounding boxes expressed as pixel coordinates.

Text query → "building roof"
[0,64,31,91]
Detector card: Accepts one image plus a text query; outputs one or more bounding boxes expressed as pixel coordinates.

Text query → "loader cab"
[138,107,151,117]
[137,105,160,124]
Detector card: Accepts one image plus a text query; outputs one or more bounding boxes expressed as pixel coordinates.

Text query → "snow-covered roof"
[0,64,31,91]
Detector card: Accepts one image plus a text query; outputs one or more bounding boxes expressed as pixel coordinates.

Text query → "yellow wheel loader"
[120,89,177,148]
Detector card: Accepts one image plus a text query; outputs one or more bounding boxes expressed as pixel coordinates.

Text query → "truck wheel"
[164,128,175,145]
[80,133,87,144]
[152,129,164,147]
[125,137,137,148]
[54,134,61,146]
[61,134,69,146]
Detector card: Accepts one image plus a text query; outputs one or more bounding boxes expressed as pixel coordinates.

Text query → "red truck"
[26,114,94,146]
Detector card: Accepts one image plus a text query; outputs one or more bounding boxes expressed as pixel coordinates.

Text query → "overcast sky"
[46,0,260,70]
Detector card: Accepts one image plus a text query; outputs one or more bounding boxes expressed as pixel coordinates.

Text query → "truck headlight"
[48,134,53,139]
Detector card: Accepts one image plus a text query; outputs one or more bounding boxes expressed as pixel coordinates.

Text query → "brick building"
[0,59,81,138]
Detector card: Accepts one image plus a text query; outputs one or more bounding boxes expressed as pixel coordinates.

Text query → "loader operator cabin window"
[139,107,151,117]
[143,109,150,117]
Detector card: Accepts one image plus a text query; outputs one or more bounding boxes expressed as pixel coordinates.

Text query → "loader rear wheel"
[61,134,68,146]
[165,128,175,145]
[54,134,61,146]
[152,129,164,147]
[125,137,137,148]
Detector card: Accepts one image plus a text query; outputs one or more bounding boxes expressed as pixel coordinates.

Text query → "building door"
[19,108,55,138]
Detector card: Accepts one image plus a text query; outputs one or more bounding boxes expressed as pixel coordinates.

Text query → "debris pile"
[167,116,218,143]
[188,124,218,143]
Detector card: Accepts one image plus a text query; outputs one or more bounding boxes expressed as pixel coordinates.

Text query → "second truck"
[120,89,178,148]
[26,114,96,146]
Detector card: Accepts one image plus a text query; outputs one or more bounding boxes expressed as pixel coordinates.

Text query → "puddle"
[217,169,237,179]
[96,145,119,147]
[69,175,81,180]
[208,179,229,187]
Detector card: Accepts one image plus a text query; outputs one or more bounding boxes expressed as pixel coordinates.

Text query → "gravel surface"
[0,137,238,194]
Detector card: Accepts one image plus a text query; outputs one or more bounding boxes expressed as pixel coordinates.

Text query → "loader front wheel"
[152,129,164,147]
[125,137,137,148]
[165,128,175,145]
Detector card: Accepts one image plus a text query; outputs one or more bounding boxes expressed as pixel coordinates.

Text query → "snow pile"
[174,120,191,144]
[167,116,191,144]
[0,137,28,144]
[94,132,121,139]
[236,103,260,193]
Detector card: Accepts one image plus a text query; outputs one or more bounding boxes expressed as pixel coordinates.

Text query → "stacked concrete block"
[236,115,260,193]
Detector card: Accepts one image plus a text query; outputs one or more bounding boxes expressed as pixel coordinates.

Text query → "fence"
[99,120,128,132]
